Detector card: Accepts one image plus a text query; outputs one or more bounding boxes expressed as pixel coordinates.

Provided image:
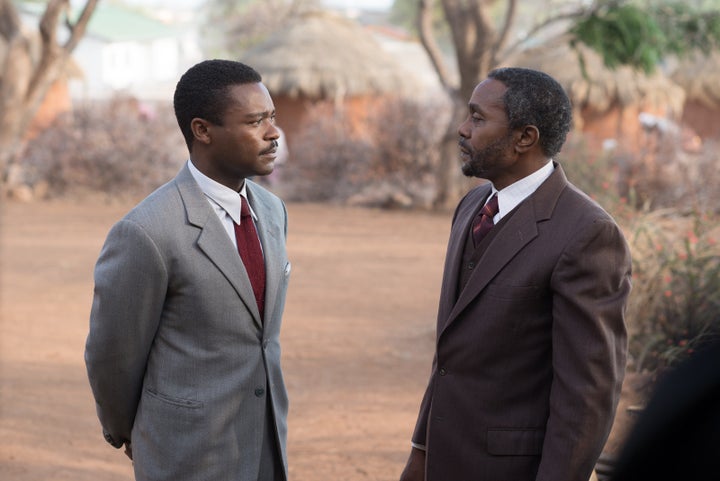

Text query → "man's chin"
[257,161,275,176]
[461,162,478,178]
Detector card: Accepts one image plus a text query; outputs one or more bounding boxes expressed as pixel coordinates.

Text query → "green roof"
[83,3,183,42]
[16,1,183,43]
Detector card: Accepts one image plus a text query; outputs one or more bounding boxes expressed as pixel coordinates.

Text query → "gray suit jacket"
[85,165,291,481]
[412,163,631,481]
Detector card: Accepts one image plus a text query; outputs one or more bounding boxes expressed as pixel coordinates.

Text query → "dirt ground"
[0,198,639,480]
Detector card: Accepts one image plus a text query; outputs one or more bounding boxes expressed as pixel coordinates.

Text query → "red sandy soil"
[0,198,640,480]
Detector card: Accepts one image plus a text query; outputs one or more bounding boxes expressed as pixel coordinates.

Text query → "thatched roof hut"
[241,11,412,100]
[505,35,685,152]
[670,52,720,139]
[239,11,420,149]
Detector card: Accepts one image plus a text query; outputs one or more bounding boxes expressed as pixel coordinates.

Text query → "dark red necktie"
[234,197,266,320]
[472,194,499,247]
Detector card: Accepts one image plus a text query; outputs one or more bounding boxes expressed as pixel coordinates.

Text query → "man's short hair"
[488,67,572,158]
[174,59,262,148]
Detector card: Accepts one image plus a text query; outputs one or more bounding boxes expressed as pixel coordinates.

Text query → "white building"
[16,1,203,101]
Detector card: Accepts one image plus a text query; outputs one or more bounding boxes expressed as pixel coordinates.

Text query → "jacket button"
[254,387,265,397]
[439,368,447,376]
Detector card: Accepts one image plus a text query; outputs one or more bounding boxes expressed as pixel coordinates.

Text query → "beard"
[461,134,513,178]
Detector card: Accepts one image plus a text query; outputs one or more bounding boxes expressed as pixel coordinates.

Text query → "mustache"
[458,139,472,152]
[260,139,279,155]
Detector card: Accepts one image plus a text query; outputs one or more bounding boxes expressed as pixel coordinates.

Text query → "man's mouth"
[260,140,279,156]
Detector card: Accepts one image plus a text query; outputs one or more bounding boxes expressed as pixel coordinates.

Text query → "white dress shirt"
[490,160,555,222]
[187,160,259,250]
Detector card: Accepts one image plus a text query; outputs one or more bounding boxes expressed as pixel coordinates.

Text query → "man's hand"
[124,442,133,461]
[399,447,426,481]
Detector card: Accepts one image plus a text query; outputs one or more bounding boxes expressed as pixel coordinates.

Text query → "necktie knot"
[240,197,251,218]
[482,194,499,218]
[472,194,499,247]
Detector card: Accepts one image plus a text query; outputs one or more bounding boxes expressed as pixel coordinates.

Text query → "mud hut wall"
[579,103,674,155]
[680,101,720,140]
[272,94,390,153]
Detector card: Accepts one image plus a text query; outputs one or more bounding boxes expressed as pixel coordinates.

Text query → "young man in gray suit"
[399,68,631,481]
[85,59,291,481]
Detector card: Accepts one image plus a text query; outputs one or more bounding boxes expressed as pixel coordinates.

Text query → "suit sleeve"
[85,219,168,448]
[536,218,631,481]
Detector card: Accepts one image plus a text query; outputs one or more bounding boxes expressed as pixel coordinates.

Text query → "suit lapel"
[439,164,568,338]
[436,184,492,325]
[176,166,263,329]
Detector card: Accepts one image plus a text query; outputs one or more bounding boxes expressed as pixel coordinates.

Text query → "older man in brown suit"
[399,68,631,481]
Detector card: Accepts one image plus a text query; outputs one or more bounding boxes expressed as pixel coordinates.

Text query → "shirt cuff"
[411,442,426,451]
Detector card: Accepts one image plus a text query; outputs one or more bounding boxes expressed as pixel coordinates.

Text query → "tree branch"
[492,0,517,59]
[501,5,589,60]
[64,0,99,51]
[26,0,98,122]
[0,0,21,40]
[418,0,455,93]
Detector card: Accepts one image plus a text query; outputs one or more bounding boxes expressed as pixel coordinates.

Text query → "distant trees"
[0,0,98,188]
[402,0,720,208]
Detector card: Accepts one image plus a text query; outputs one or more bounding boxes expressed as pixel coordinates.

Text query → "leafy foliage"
[570,1,720,73]
[652,2,720,55]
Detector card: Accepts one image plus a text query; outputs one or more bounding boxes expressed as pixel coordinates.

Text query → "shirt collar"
[187,160,257,224]
[492,160,555,219]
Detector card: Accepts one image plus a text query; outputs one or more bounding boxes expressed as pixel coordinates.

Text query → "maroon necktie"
[234,197,266,320]
[472,194,499,247]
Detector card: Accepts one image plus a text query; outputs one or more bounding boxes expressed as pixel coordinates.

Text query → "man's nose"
[266,122,280,139]
[458,117,471,139]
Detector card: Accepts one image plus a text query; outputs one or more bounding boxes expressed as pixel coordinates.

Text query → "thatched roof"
[239,11,412,100]
[505,35,685,117]
[670,52,720,109]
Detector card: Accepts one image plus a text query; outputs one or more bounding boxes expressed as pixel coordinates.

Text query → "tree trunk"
[424,0,499,209]
[0,0,98,187]
[433,93,467,209]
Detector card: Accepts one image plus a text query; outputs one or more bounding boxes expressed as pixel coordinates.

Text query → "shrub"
[557,133,634,223]
[282,97,447,207]
[21,96,187,199]
[626,208,720,372]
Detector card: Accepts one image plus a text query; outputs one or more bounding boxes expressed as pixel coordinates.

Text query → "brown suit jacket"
[412,163,631,481]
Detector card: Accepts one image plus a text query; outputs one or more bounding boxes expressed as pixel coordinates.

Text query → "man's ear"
[191,118,212,145]
[514,125,539,154]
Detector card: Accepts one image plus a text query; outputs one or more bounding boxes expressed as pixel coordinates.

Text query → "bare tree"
[416,0,720,208]
[418,0,591,208]
[0,0,98,186]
